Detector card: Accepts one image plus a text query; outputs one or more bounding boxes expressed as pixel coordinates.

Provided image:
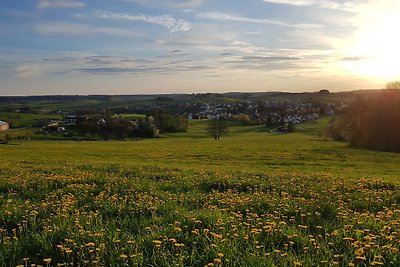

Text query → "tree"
[4,134,11,143]
[206,119,229,140]
[386,81,400,90]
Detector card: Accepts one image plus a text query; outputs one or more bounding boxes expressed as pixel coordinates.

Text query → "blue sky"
[1,0,399,95]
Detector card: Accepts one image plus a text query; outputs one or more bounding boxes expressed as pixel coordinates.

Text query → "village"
[0,94,343,141]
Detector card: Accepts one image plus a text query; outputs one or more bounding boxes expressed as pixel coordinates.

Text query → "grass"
[1,119,400,266]
[0,113,61,128]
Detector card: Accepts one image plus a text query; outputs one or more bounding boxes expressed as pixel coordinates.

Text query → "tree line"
[325,83,400,152]
[76,113,188,140]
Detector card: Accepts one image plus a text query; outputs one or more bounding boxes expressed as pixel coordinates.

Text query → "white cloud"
[38,0,85,8]
[196,12,288,26]
[174,0,206,8]
[195,12,323,29]
[94,11,192,32]
[15,65,42,78]
[37,22,143,37]
[262,0,355,10]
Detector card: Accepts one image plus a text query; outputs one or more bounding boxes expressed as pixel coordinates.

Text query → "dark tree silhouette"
[206,119,229,140]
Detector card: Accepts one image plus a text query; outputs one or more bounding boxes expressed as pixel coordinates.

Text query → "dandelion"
[213,258,221,264]
[355,248,364,256]
[153,240,162,247]
[370,261,384,266]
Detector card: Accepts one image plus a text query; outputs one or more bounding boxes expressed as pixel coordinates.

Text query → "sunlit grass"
[1,120,400,266]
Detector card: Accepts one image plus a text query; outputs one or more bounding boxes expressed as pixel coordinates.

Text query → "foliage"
[152,113,188,133]
[206,119,229,140]
[80,116,159,140]
[326,90,400,152]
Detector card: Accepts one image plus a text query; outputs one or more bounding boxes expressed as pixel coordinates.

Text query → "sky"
[1,0,400,95]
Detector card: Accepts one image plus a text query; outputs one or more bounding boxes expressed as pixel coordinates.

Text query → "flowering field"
[1,125,400,266]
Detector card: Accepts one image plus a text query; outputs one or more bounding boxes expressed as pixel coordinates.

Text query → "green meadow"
[1,120,399,266]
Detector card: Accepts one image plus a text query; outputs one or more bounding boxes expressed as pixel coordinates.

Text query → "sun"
[341,8,400,81]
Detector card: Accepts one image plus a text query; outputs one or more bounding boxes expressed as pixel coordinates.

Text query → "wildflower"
[153,240,162,247]
[120,254,128,260]
[370,261,384,266]
[355,248,364,256]
[213,258,221,264]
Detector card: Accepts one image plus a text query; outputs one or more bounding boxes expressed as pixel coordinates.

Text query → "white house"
[0,120,9,131]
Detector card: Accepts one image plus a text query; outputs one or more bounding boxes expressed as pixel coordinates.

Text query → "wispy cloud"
[341,56,371,61]
[174,0,206,8]
[37,22,143,38]
[38,0,85,9]
[262,0,357,11]
[15,65,42,78]
[195,12,323,29]
[94,11,192,32]
[196,12,288,27]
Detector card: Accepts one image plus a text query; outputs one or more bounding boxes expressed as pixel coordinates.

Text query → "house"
[0,120,9,131]
[64,115,87,125]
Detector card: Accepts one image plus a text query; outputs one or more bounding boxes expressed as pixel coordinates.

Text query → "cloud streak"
[38,0,85,9]
[196,12,288,26]
[195,12,323,29]
[94,11,192,32]
[262,0,361,12]
[37,22,143,38]
[15,65,42,78]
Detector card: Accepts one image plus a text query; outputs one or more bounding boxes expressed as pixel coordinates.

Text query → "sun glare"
[342,9,400,81]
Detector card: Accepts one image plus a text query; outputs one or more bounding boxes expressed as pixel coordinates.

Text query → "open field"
[1,120,400,266]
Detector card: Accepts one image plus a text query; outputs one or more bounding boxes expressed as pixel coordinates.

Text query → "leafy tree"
[326,89,400,152]
[237,114,250,125]
[206,119,229,140]
[4,134,11,142]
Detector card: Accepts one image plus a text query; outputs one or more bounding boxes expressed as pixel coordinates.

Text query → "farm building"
[0,120,9,131]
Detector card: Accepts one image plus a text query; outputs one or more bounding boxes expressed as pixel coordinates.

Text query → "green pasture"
[0,113,61,128]
[0,120,399,266]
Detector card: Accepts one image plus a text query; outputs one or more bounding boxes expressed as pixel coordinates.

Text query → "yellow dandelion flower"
[370,261,384,266]
[355,248,364,256]
[213,258,221,263]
